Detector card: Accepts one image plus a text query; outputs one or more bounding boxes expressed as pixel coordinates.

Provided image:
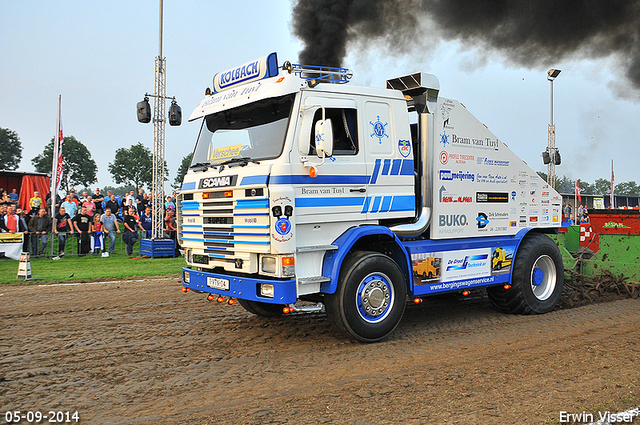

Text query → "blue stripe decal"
[232,225,270,229]
[203,232,232,236]
[234,232,270,236]
[234,212,269,216]
[400,159,414,175]
[381,196,392,213]
[391,195,416,211]
[361,196,371,213]
[369,159,381,184]
[182,231,202,235]
[204,239,234,244]
[371,196,382,213]
[208,253,228,258]
[181,202,200,211]
[272,174,369,185]
[391,159,402,175]
[181,224,202,228]
[296,197,365,208]
[181,214,199,217]
[181,237,205,242]
[240,175,269,186]
[206,247,228,251]
[181,182,196,191]
[234,240,270,245]
[381,159,391,176]
[236,199,269,209]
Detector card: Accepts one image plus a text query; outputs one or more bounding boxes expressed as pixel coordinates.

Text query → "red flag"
[55,109,63,193]
[610,166,615,208]
[576,179,581,203]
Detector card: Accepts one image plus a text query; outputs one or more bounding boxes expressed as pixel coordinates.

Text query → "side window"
[310,108,358,155]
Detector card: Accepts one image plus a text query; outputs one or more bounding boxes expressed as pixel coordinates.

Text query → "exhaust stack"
[386,73,439,237]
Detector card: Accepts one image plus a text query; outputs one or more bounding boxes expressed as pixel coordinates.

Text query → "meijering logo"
[439,214,468,227]
[439,170,475,182]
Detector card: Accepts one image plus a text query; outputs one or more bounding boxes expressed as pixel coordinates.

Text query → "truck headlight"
[184,271,190,283]
[260,283,275,298]
[261,256,277,274]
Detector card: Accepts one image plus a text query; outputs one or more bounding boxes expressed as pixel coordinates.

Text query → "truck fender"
[319,225,412,295]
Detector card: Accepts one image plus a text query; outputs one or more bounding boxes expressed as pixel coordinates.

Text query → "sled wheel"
[238,299,284,317]
[487,233,563,314]
[325,251,407,342]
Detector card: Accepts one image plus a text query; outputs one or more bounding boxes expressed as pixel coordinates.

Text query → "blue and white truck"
[179,52,564,342]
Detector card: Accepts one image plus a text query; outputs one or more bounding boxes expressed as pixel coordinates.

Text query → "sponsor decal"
[476,212,489,229]
[198,174,238,189]
[370,116,389,143]
[398,140,411,157]
[451,134,500,150]
[439,170,475,182]
[529,216,538,222]
[476,173,508,184]
[275,217,292,235]
[209,144,243,161]
[271,199,294,242]
[440,130,450,147]
[510,221,517,227]
[477,157,510,166]
[552,215,560,223]
[439,150,449,165]
[511,191,517,201]
[447,152,475,164]
[476,192,509,203]
[603,221,630,229]
[446,254,489,272]
[439,214,469,227]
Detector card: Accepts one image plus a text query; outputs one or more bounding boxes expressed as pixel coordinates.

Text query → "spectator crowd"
[0,187,179,258]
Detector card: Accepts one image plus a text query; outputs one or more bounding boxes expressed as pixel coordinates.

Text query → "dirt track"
[1,277,639,425]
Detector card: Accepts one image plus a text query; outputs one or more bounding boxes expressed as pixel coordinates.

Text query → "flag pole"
[574,179,577,225]
[50,95,61,218]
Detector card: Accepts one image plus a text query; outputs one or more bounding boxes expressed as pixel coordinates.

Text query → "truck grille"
[179,189,270,271]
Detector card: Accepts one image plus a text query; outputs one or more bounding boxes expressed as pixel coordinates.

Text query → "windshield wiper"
[189,162,211,171]
[215,157,261,170]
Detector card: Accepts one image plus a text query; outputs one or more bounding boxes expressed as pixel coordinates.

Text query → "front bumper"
[182,267,297,304]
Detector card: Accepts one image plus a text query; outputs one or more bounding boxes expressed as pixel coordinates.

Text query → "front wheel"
[325,251,407,342]
[487,233,563,314]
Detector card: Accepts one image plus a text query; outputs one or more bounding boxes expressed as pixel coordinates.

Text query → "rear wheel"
[238,299,284,317]
[325,251,407,342]
[487,233,563,314]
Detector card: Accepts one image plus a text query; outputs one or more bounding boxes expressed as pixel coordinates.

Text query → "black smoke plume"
[292,0,640,92]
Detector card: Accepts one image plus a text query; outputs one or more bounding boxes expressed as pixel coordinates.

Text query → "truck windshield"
[191,94,295,166]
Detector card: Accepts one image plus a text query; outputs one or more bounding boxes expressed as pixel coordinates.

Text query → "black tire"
[496,261,502,270]
[325,251,407,342]
[238,299,284,317]
[487,233,563,314]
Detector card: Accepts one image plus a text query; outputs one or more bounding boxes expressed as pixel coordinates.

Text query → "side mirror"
[315,118,333,157]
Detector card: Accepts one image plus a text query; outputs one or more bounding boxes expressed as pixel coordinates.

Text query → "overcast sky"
[2,0,639,193]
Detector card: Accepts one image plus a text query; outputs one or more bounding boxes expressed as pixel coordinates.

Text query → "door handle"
[350,188,366,193]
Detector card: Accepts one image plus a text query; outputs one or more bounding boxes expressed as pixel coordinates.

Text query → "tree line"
[0,126,191,192]
[537,172,640,196]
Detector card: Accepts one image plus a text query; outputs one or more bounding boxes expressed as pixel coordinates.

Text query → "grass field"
[0,253,185,284]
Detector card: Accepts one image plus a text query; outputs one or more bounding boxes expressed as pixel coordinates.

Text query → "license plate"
[207,277,230,291]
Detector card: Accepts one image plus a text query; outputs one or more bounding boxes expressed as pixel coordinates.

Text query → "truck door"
[363,100,415,221]
[291,95,369,224]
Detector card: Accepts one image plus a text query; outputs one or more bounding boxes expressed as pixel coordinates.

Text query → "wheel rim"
[356,272,394,323]
[530,255,556,301]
